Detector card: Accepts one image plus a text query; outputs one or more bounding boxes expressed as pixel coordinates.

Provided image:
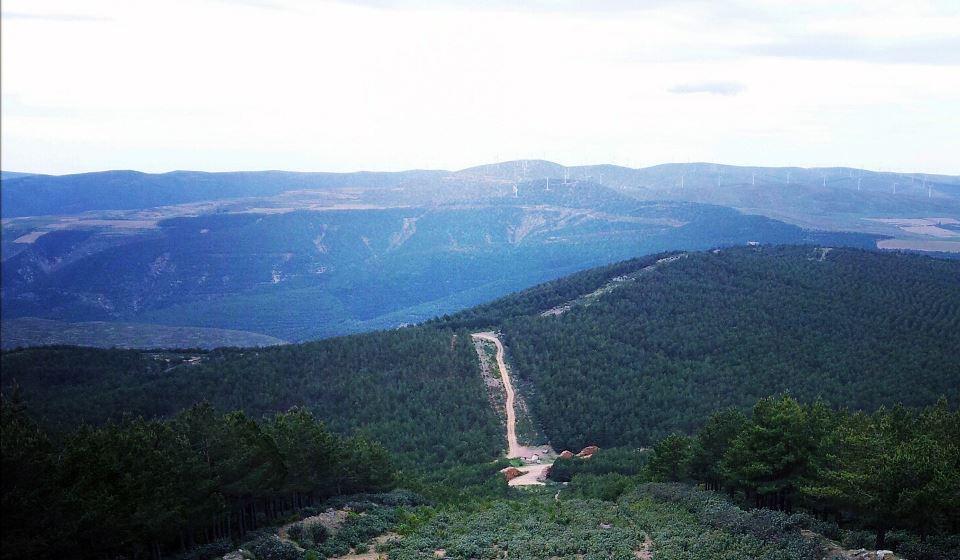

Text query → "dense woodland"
[0,327,503,468]
[495,246,960,450]
[642,395,960,555]
[1,394,394,560]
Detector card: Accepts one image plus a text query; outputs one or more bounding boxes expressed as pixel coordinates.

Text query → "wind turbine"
[751,171,756,186]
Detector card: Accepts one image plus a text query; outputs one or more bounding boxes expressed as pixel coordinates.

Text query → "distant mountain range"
[1,161,956,347]
[4,161,958,226]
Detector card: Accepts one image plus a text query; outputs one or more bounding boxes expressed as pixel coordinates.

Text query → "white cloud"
[1,0,958,174]
[669,82,746,96]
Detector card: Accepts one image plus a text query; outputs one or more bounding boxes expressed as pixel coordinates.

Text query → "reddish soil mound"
[500,467,523,481]
[577,445,599,458]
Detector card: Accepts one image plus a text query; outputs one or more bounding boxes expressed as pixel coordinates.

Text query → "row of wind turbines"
[494,160,937,199]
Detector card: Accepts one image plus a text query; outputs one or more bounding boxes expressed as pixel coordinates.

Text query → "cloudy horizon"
[2,0,959,175]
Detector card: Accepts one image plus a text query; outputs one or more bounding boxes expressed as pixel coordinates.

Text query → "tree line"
[647,395,960,549]
[1,391,394,560]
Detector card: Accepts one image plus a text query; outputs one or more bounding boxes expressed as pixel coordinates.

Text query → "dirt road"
[472,331,553,486]
[472,331,527,458]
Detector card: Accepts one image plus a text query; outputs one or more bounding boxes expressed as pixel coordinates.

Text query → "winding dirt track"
[472,331,525,458]
[472,331,553,486]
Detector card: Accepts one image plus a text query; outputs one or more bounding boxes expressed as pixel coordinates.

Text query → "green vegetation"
[646,395,960,553]
[0,394,394,560]
[1,317,285,350]
[3,196,878,342]
[1,326,502,468]
[549,447,650,483]
[488,246,960,450]
[385,485,824,560]
[2,246,958,559]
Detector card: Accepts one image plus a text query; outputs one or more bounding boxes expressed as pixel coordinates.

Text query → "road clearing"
[472,331,555,486]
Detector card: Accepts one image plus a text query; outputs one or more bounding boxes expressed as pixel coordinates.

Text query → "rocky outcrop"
[559,450,575,459]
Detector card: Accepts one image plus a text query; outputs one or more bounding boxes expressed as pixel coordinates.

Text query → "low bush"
[244,535,301,560]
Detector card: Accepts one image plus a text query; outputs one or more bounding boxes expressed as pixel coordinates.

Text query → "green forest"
[1,395,395,560]
[2,245,958,559]
[0,327,502,468]
[496,246,960,450]
[640,395,959,556]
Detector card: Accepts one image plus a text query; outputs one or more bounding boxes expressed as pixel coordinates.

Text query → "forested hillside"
[5,246,957,463]
[0,326,501,468]
[3,196,877,343]
[640,395,960,550]
[440,246,960,451]
[0,317,285,350]
[3,245,959,560]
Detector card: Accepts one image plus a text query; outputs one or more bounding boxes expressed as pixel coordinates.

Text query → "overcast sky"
[2,0,959,175]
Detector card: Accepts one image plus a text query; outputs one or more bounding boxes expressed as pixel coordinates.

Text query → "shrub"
[244,535,301,560]
[287,522,306,544]
[890,533,960,560]
[787,512,840,540]
[288,521,330,548]
[840,529,875,550]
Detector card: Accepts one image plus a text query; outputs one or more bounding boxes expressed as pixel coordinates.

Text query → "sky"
[2,0,959,175]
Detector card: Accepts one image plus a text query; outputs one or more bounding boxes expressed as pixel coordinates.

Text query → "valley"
[3,162,918,348]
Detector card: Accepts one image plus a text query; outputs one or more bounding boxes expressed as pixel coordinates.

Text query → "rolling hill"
[1,179,878,343]
[5,162,957,235]
[3,160,956,347]
[4,245,957,462]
